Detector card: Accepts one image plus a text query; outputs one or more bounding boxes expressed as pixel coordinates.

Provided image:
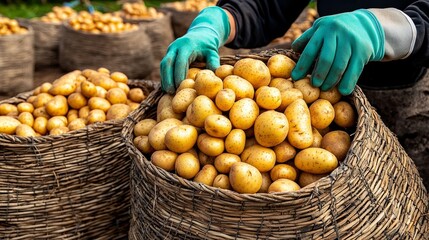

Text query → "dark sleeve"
[404,0,429,66]
[217,0,310,49]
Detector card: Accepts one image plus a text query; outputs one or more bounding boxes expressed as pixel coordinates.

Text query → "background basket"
[0,80,160,239]
[125,50,428,239]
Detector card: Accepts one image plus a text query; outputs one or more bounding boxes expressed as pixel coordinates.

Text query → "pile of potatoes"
[69,11,138,33]
[39,6,77,23]
[121,2,164,19]
[0,17,28,35]
[133,54,356,194]
[271,8,318,44]
[165,0,218,12]
[0,68,147,137]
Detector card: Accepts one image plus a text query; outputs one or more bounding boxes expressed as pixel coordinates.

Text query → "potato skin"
[321,130,351,161]
[268,179,301,193]
[294,147,338,174]
[309,99,335,130]
[151,150,178,172]
[225,129,246,155]
[267,54,296,79]
[223,75,254,100]
[333,101,357,128]
[164,124,198,153]
[254,110,289,147]
[285,98,313,149]
[233,58,271,89]
[241,145,276,173]
[148,118,183,150]
[193,164,218,186]
[0,116,21,134]
[229,98,259,130]
[229,162,262,194]
[175,152,200,179]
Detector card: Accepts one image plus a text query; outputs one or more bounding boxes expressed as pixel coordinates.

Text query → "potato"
[254,110,289,147]
[244,137,257,149]
[78,106,91,119]
[148,118,183,150]
[197,133,224,157]
[157,105,184,122]
[319,87,342,104]
[333,101,357,128]
[88,97,111,112]
[294,147,338,174]
[0,116,21,134]
[268,179,300,193]
[321,130,351,161]
[241,144,276,173]
[95,86,107,98]
[298,172,328,188]
[273,141,296,163]
[204,114,232,138]
[128,101,140,111]
[48,82,77,96]
[311,127,323,148]
[32,93,54,109]
[106,88,128,104]
[128,88,146,103]
[285,99,313,149]
[26,96,37,105]
[223,75,254,100]
[229,162,262,193]
[276,88,303,112]
[45,95,68,117]
[309,99,335,130]
[47,116,67,131]
[17,102,34,113]
[176,79,195,92]
[172,88,197,113]
[135,135,155,154]
[270,164,297,181]
[214,153,241,174]
[267,54,296,78]
[186,95,221,128]
[50,126,69,135]
[269,77,294,92]
[194,69,223,99]
[110,72,128,84]
[175,152,200,179]
[233,58,271,89]
[193,164,218,186]
[68,118,87,131]
[215,64,234,79]
[18,112,34,127]
[151,150,178,171]
[134,118,157,136]
[215,88,235,111]
[33,107,50,119]
[15,124,37,137]
[90,74,118,91]
[229,98,259,130]
[39,82,53,93]
[225,129,246,155]
[97,67,110,75]
[257,172,273,193]
[213,174,231,190]
[117,82,130,95]
[33,117,48,135]
[68,92,88,110]
[198,151,215,166]
[106,104,131,120]
[86,109,106,124]
[186,68,201,80]
[164,124,198,153]
[255,86,282,110]
[293,77,320,104]
[157,94,174,117]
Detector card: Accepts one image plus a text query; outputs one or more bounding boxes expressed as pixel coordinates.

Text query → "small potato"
[135,135,155,154]
[97,67,110,74]
[39,82,53,93]
[213,174,231,190]
[241,144,276,173]
[106,88,128,104]
[229,98,259,130]
[110,72,128,84]
[229,162,262,193]
[186,68,201,80]
[18,112,34,127]
[255,86,282,110]
[68,118,87,131]
[175,152,200,179]
[267,54,296,78]
[215,88,235,111]
[172,88,197,113]
[47,116,68,131]
[197,133,224,157]
[294,147,338,174]
[17,102,34,113]
[157,105,184,122]
[33,107,50,119]
[68,93,88,110]
[233,58,271,89]
[204,114,232,138]
[106,104,131,120]
[293,78,320,104]
[269,78,294,92]
[148,118,183,150]
[309,99,335,130]
[214,153,241,174]
[157,94,174,117]
[26,96,37,105]
[164,124,198,153]
[215,64,234,79]
[285,99,313,149]
[333,101,357,128]
[273,141,296,163]
[117,82,130,95]
[49,126,69,135]
[268,179,301,193]
[223,75,254,100]
[95,86,107,98]
[254,110,289,147]
[46,95,69,116]
[128,101,140,111]
[134,118,157,136]
[270,164,297,181]
[90,74,118,90]
[321,130,351,161]
[186,95,221,128]
[33,117,48,135]
[194,69,223,99]
[319,87,342,104]
[194,164,218,186]
[298,172,329,188]
[257,172,273,193]
[276,88,303,112]
[225,129,246,155]
[176,79,195,92]
[32,93,54,109]
[311,127,323,148]
[86,109,106,124]
[198,151,215,166]
[0,116,21,134]
[151,150,178,171]
[128,88,146,103]
[79,106,91,119]
[15,124,37,137]
[88,97,111,112]
[81,80,98,98]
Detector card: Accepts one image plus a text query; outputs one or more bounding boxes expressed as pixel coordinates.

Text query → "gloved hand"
[160,6,230,94]
[291,9,385,95]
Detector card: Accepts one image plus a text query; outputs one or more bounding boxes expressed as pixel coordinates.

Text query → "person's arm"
[218,0,309,48]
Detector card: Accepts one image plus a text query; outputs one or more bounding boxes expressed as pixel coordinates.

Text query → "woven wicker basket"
[125,50,428,239]
[0,80,160,239]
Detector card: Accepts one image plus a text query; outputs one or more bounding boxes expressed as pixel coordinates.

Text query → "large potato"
[157,105,184,122]
[294,147,338,174]
[229,162,262,194]
[106,88,128,104]
[186,95,221,128]
[267,54,296,78]
[164,124,198,153]
[321,130,351,161]
[204,114,232,138]
[88,97,111,112]
[81,80,98,98]
[194,69,223,99]
[68,93,88,110]
[193,164,217,186]
[176,79,195,92]
[17,102,34,113]
[32,93,54,108]
[233,58,271,89]
[33,117,48,135]
[86,109,106,124]
[254,110,289,147]
[0,103,18,116]
[229,98,259,130]
[225,129,246,155]
[15,124,37,137]
[223,75,254,100]
[148,118,183,150]
[68,118,87,131]
[18,112,34,127]
[269,78,294,92]
[0,116,21,134]
[135,135,155,155]
[241,144,276,173]
[285,98,313,149]
[214,153,241,174]
[46,95,69,116]
[319,87,342,104]
[175,152,200,179]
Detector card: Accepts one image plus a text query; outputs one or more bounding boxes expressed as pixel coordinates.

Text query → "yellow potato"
[32,93,54,108]
[157,105,184,122]
[128,101,140,111]
[17,102,34,113]
[198,151,215,166]
[193,164,218,186]
[176,79,195,92]
[97,67,110,75]
[151,150,178,172]
[273,140,296,163]
[18,112,34,127]
[106,103,131,120]
[212,174,231,190]
[33,107,50,119]
[110,71,128,84]
[298,172,329,188]
[86,109,106,124]
[95,86,107,98]
[33,117,48,135]
[157,94,174,117]
[128,88,146,103]
[254,110,289,147]
[148,118,183,150]
[233,58,271,89]
[175,152,200,179]
[293,78,320,104]
[48,81,77,96]
[197,133,224,157]
[39,82,53,93]
[68,92,88,110]
[135,135,155,154]
[311,127,323,148]
[186,68,201,80]
[88,97,111,112]
[225,129,246,155]
[267,54,296,78]
[276,88,303,112]
[27,95,38,104]
[0,116,21,134]
[215,88,235,111]
[269,77,294,92]
[215,64,234,79]
[268,179,300,193]
[229,162,262,194]
[270,164,297,181]
[106,88,128,104]
[241,144,276,173]
[134,118,157,136]
[319,87,342,104]
[214,153,241,174]
[285,99,313,149]
[68,118,87,131]
[164,124,198,153]
[89,74,118,91]
[47,116,68,131]
[255,86,282,110]
[78,106,91,119]
[186,95,221,128]
[172,88,197,113]
[117,82,130,95]
[294,147,338,174]
[321,130,351,161]
[45,95,68,117]
[15,124,37,137]
[333,101,357,128]
[229,98,259,130]
[244,137,257,149]
[49,126,69,135]
[257,172,273,193]
[80,80,97,98]
[223,75,254,100]
[194,69,223,99]
[309,99,335,130]
[204,114,232,138]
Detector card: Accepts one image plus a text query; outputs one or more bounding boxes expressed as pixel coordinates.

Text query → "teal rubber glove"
[160,6,230,94]
[291,9,385,95]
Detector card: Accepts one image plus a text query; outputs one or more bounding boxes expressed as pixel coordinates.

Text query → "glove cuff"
[355,9,386,61]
